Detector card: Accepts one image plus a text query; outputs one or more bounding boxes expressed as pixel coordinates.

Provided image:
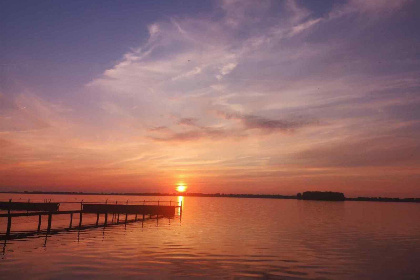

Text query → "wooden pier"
[0,199,181,240]
[0,201,59,212]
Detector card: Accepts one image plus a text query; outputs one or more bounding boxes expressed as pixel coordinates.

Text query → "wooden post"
[142,213,145,228]
[79,212,83,228]
[104,213,108,226]
[47,214,52,232]
[6,199,12,236]
[69,213,73,228]
[124,200,128,225]
[96,213,100,226]
[179,200,183,224]
[37,215,42,232]
[135,214,138,221]
[117,213,120,223]
[79,201,83,228]
[6,216,12,236]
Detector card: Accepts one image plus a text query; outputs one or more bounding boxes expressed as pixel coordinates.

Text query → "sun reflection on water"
[177,195,184,216]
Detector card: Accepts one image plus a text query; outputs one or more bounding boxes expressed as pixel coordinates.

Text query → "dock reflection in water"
[1,194,420,279]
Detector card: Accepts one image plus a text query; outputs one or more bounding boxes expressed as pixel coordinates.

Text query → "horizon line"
[1,190,419,201]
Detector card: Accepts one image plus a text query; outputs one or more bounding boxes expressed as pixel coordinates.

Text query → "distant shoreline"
[0,191,419,203]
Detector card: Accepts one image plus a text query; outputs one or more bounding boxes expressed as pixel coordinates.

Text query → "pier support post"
[135,214,138,221]
[37,215,42,232]
[104,213,108,226]
[69,213,73,228]
[125,213,128,224]
[47,214,52,233]
[79,212,83,228]
[6,216,12,236]
[6,200,11,236]
[117,213,120,224]
[96,213,100,226]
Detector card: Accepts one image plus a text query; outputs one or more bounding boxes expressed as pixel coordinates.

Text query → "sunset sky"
[1,0,419,196]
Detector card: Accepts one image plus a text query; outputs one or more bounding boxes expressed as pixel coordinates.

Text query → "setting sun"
[176,185,187,193]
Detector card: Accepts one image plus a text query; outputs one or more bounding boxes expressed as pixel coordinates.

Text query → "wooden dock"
[0,199,182,240]
[0,201,59,212]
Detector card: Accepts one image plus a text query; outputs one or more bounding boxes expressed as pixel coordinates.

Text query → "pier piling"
[69,213,73,228]
[6,216,12,236]
[38,215,42,232]
[47,214,52,233]
[79,213,83,228]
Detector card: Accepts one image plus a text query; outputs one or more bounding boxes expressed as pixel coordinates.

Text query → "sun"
[176,184,187,193]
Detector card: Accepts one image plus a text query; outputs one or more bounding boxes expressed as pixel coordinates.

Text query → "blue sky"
[1,0,419,196]
[1,0,214,95]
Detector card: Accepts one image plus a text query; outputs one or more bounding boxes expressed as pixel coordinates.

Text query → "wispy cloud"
[220,112,318,133]
[1,0,419,195]
[149,127,233,142]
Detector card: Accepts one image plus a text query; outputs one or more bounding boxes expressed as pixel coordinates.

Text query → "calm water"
[0,194,419,279]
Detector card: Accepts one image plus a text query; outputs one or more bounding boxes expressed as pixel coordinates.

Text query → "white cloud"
[148,23,160,36]
[289,18,322,36]
[216,62,237,80]
[172,66,202,81]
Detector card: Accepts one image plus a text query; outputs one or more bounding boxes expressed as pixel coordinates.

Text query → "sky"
[1,0,419,196]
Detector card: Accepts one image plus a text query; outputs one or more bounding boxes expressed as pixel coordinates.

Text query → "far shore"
[0,191,419,203]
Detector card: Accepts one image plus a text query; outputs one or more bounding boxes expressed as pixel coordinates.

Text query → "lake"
[0,193,419,279]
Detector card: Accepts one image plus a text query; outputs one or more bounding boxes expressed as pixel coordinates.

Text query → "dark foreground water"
[0,194,419,279]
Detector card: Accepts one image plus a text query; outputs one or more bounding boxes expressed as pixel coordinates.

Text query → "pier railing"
[0,201,60,212]
[0,199,180,208]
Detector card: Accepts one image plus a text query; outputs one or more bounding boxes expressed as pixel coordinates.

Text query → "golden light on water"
[177,195,184,215]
